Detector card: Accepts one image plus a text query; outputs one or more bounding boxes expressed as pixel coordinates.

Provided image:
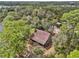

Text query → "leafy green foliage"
[60,9,79,56]
[55,53,65,58]
[0,17,35,57]
[67,50,79,58]
[61,9,79,33]
[33,47,44,55]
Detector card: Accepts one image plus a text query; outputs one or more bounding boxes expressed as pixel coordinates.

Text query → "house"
[31,29,51,47]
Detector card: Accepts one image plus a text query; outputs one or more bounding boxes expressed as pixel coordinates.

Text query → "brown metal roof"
[31,29,50,45]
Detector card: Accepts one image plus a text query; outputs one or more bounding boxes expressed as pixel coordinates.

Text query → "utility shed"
[31,29,51,46]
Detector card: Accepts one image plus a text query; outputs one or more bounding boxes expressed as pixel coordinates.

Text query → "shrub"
[7,12,21,20]
[67,50,79,58]
[33,47,44,55]
[61,9,79,33]
[55,53,65,58]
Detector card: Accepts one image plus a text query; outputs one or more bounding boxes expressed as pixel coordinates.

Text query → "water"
[0,23,3,32]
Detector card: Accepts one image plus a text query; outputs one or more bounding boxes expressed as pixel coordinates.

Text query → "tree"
[61,9,79,45]
[0,16,35,57]
[61,9,79,34]
[60,9,79,56]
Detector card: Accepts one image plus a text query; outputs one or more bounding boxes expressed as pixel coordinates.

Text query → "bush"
[33,47,44,55]
[61,9,79,33]
[7,12,21,20]
[0,17,35,57]
[55,53,65,58]
[67,50,79,58]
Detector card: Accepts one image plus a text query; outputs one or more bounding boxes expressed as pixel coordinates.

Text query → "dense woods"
[0,1,79,58]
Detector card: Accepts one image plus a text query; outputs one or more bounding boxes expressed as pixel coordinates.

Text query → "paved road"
[0,23,3,32]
